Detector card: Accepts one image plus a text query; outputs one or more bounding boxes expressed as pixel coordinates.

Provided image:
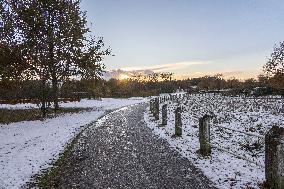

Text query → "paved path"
[45,103,215,188]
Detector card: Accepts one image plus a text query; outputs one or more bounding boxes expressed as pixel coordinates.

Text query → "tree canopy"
[264,41,284,90]
[0,0,111,112]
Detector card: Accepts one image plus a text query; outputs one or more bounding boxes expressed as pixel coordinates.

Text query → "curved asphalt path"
[44,103,215,188]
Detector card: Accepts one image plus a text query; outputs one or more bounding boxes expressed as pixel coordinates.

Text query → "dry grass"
[0,107,91,124]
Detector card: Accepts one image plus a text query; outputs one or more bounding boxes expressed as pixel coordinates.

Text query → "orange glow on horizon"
[119,74,131,80]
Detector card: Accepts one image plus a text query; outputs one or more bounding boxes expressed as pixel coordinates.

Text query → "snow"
[0,98,147,189]
[0,97,147,110]
[0,103,38,109]
[144,93,284,189]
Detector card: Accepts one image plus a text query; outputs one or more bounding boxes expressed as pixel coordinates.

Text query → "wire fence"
[150,93,284,167]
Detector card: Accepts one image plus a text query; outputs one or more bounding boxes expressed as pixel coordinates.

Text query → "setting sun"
[119,74,130,80]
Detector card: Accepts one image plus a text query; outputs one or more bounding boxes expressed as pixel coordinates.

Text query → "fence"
[149,93,284,189]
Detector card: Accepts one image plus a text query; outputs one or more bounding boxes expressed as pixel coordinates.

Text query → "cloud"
[120,61,210,72]
[102,69,155,80]
[103,60,210,80]
[221,71,245,77]
[175,70,261,80]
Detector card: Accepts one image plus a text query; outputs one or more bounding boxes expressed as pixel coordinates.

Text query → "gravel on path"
[41,103,215,189]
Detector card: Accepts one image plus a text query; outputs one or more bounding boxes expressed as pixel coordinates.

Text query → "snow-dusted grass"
[0,102,37,109]
[0,98,147,189]
[0,97,147,110]
[145,94,284,189]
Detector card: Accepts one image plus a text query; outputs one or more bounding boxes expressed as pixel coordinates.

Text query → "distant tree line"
[100,73,282,97]
[0,69,282,103]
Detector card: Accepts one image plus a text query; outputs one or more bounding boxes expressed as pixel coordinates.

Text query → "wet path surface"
[47,103,215,188]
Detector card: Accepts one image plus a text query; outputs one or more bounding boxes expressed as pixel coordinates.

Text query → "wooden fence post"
[154,98,159,120]
[161,104,167,126]
[149,99,153,114]
[174,106,182,136]
[198,115,211,156]
[265,126,284,189]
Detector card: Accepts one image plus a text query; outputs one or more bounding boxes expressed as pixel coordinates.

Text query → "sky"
[80,0,284,80]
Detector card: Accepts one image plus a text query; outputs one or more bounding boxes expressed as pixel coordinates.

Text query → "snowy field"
[144,94,284,189]
[0,98,147,189]
[0,97,146,110]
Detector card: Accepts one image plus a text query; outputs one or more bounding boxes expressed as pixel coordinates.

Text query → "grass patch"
[0,107,91,124]
[27,130,81,188]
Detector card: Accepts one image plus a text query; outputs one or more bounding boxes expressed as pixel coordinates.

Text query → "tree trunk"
[47,11,59,111]
[41,100,47,118]
[52,76,59,111]
[41,79,47,117]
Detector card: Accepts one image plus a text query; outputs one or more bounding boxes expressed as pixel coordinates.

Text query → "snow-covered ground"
[144,94,284,189]
[0,97,146,110]
[0,98,147,189]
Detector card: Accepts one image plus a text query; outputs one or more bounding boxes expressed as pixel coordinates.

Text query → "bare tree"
[264,41,284,90]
